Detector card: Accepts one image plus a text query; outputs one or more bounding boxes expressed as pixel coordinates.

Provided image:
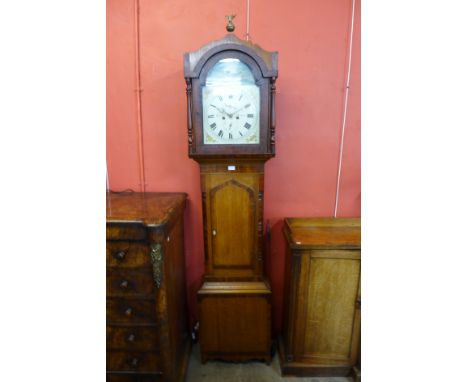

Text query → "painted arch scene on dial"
[202,58,260,145]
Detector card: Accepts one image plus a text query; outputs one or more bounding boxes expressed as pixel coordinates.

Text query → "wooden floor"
[186,343,354,382]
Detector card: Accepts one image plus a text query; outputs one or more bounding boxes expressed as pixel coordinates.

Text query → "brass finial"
[225,15,236,32]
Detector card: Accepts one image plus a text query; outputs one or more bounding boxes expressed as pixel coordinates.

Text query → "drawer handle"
[129,357,139,368]
[212,229,217,236]
[150,243,163,289]
[124,307,132,316]
[120,280,129,289]
[113,250,127,260]
[127,333,136,342]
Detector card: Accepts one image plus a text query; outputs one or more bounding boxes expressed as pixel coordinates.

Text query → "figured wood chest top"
[284,218,361,250]
[106,192,187,227]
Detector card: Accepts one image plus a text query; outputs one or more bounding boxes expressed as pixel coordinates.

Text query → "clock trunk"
[200,161,265,280]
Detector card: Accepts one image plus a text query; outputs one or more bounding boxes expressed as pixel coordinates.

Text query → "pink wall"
[107,0,360,334]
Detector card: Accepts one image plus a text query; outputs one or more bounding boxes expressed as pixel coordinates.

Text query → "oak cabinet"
[106,192,190,382]
[279,218,361,377]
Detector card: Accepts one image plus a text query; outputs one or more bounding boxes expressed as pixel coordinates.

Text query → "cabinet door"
[203,173,262,278]
[293,251,361,366]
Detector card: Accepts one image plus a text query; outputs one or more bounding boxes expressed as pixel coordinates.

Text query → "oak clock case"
[184,34,278,363]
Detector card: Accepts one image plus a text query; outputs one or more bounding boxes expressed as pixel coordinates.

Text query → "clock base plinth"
[197,280,272,363]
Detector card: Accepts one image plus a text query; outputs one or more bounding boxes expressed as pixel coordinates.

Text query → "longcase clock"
[184,23,278,363]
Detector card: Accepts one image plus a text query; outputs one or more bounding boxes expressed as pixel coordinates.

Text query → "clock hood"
[184,34,278,80]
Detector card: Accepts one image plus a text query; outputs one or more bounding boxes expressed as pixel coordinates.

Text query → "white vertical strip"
[106,160,110,193]
[333,0,356,218]
[246,0,251,41]
[106,160,112,213]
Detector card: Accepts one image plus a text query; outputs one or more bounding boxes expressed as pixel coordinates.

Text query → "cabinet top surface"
[106,192,187,226]
[284,218,361,250]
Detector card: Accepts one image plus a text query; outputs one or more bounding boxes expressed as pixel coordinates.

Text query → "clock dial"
[203,85,259,144]
[202,58,260,145]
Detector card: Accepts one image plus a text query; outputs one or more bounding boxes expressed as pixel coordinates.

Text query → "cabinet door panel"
[203,173,262,278]
[301,254,360,361]
[211,179,255,267]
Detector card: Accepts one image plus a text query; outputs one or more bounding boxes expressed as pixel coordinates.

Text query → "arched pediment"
[210,178,256,202]
[184,34,278,79]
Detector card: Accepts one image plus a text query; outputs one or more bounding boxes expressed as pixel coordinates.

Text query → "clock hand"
[219,106,234,118]
[225,107,244,119]
[231,107,245,116]
[210,104,229,116]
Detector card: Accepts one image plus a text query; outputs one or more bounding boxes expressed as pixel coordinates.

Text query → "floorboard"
[186,343,354,382]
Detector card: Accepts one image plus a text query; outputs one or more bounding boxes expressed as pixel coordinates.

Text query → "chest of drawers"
[106,192,190,382]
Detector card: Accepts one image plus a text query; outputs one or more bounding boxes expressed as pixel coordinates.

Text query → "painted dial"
[203,85,259,144]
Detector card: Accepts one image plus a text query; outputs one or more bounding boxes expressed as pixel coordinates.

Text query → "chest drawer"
[107,351,161,373]
[107,298,157,324]
[107,326,159,351]
[107,268,155,297]
[106,223,147,241]
[107,242,151,268]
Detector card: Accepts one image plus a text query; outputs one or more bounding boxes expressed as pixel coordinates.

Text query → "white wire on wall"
[333,0,356,218]
[106,160,110,193]
[107,160,112,213]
